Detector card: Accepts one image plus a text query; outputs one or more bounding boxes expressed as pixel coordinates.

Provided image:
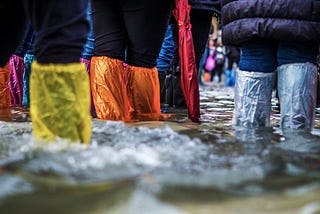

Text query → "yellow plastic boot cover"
[90,56,130,121]
[126,65,162,121]
[30,62,92,144]
[0,63,11,120]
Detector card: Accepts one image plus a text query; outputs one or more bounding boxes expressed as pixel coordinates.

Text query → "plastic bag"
[205,54,216,71]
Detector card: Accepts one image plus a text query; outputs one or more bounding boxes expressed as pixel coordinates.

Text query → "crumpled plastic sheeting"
[278,63,318,129]
[22,54,34,107]
[126,65,162,121]
[0,63,11,118]
[90,56,131,121]
[80,57,90,72]
[30,61,92,144]
[80,57,96,117]
[9,55,24,106]
[233,69,275,127]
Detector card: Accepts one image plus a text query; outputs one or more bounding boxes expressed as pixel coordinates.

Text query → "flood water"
[0,83,320,214]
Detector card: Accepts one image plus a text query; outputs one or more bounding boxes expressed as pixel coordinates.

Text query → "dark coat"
[189,0,221,14]
[221,0,320,46]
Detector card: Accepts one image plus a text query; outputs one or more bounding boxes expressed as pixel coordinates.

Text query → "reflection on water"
[0,84,320,213]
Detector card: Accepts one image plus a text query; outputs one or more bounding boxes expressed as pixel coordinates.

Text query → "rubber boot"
[90,56,130,121]
[165,72,173,107]
[9,55,24,106]
[126,65,161,121]
[172,66,186,108]
[22,54,34,108]
[278,63,318,129]
[233,69,275,127]
[30,62,92,144]
[0,63,11,120]
[158,72,166,104]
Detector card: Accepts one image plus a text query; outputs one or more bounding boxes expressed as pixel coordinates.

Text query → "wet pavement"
[0,81,320,214]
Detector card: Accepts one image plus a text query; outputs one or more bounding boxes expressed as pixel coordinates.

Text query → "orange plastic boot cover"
[90,56,130,121]
[0,63,11,120]
[126,65,162,121]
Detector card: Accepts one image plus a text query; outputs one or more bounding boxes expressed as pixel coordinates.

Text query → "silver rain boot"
[277,63,318,129]
[233,69,275,127]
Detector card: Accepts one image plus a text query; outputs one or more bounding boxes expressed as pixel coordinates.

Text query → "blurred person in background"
[224,45,240,87]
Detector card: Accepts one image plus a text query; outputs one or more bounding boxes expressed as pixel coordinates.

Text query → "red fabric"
[172,0,200,122]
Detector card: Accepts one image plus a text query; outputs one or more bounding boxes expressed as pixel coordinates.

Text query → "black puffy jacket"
[221,0,320,45]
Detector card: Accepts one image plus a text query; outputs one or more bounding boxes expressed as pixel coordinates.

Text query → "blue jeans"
[156,24,175,74]
[82,0,94,60]
[239,39,319,73]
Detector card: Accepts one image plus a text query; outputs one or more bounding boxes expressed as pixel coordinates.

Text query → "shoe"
[158,72,166,104]
[171,66,186,108]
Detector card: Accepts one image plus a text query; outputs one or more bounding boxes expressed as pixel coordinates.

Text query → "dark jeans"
[0,0,89,66]
[92,0,173,68]
[239,39,319,73]
[227,58,239,70]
